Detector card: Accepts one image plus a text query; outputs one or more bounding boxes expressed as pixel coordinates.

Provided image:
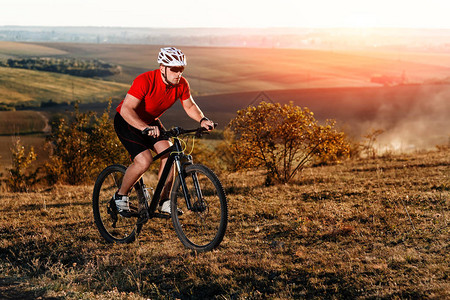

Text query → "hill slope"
[2,41,450,98]
[0,66,128,105]
[36,43,450,94]
[160,83,450,150]
[0,41,67,58]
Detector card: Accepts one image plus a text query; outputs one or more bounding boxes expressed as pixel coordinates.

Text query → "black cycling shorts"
[114,113,168,160]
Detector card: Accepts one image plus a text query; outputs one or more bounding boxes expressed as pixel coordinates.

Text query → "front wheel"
[171,164,228,252]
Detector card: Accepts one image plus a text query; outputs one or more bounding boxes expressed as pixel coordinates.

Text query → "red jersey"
[116,69,191,124]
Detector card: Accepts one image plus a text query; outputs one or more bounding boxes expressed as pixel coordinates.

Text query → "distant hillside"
[0,57,121,78]
[0,66,128,106]
[0,41,448,152]
[0,111,46,135]
[159,83,450,151]
[2,26,450,53]
[0,41,67,58]
[2,42,450,98]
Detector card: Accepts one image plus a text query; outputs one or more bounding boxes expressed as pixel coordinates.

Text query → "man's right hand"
[142,126,160,137]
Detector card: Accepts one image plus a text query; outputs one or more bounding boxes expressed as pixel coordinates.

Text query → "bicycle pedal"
[118,210,140,218]
[107,200,119,227]
[136,210,150,225]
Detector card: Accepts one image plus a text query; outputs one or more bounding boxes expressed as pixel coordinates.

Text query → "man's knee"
[154,140,172,157]
[134,152,153,171]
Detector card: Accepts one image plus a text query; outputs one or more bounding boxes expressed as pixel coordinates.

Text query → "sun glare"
[2,0,449,28]
[230,1,450,29]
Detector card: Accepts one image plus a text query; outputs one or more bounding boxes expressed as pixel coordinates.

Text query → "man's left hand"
[200,118,215,131]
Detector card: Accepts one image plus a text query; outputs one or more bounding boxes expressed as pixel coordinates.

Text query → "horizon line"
[1,25,450,31]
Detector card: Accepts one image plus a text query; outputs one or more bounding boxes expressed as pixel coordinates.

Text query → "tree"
[228,102,350,185]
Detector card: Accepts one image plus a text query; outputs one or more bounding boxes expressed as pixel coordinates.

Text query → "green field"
[0,66,129,105]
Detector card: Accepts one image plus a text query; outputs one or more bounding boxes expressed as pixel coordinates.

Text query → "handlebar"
[161,123,218,139]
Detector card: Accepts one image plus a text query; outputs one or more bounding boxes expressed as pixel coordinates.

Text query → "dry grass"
[0,148,448,299]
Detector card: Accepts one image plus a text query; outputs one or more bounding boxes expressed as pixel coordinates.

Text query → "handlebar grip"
[161,123,218,138]
[207,123,218,130]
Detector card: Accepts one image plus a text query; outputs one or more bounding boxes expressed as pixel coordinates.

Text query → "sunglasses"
[169,66,185,73]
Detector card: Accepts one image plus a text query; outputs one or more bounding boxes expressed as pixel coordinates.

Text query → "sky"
[1,0,449,29]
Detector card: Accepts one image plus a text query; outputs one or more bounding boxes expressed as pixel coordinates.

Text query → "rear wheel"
[92,164,141,243]
[171,164,228,252]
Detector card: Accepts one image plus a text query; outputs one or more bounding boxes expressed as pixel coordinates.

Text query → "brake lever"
[195,123,218,137]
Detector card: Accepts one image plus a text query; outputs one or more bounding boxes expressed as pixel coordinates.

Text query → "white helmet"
[157,47,187,66]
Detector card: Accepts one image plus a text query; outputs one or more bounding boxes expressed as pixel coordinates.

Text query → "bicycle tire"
[170,164,228,252]
[92,164,141,243]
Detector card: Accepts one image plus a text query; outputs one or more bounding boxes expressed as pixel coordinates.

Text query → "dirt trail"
[36,111,51,133]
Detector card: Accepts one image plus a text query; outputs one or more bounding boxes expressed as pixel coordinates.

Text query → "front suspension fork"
[175,158,206,212]
[175,158,193,210]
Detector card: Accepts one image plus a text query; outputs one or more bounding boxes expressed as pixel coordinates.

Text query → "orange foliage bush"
[43,101,129,185]
[228,102,350,184]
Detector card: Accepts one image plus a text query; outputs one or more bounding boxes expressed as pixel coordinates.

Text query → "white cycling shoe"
[158,200,183,215]
[113,192,137,217]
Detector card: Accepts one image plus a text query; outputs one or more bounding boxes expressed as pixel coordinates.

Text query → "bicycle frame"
[93,123,227,250]
[134,136,194,218]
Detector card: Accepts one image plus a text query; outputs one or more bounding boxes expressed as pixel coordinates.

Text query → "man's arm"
[182,96,214,129]
[120,93,150,131]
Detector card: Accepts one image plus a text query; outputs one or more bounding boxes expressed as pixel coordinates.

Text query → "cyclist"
[113,47,215,216]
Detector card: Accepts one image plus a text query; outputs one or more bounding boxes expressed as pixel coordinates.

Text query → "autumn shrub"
[43,101,128,185]
[86,102,130,174]
[214,129,239,172]
[5,138,39,192]
[361,129,385,158]
[228,101,350,184]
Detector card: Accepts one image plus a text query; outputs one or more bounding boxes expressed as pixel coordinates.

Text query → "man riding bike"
[113,47,214,217]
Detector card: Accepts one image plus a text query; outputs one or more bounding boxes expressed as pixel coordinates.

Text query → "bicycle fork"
[175,158,193,211]
[190,171,207,213]
[175,159,206,213]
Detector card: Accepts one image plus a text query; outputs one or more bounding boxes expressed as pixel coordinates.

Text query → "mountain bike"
[92,125,228,252]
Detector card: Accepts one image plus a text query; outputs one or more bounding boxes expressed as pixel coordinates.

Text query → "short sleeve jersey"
[116,69,191,124]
